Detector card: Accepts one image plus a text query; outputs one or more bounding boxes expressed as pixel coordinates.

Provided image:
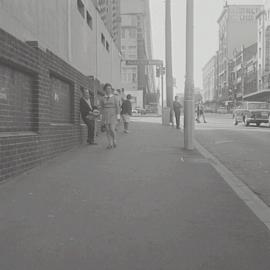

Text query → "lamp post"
[184,0,195,150]
[165,0,173,109]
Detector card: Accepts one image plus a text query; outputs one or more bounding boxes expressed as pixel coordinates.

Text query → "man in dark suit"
[80,88,97,145]
[173,96,183,129]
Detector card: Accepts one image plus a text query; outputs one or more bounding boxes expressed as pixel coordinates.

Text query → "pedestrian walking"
[196,101,207,123]
[113,89,122,132]
[80,88,99,145]
[121,94,132,133]
[121,88,126,103]
[196,103,201,123]
[100,83,121,149]
[173,96,182,129]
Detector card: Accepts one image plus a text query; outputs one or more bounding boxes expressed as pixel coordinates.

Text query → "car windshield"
[248,103,269,110]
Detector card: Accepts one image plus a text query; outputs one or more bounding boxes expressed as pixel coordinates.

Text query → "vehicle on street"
[217,106,228,114]
[233,102,270,127]
[132,109,140,116]
[135,107,147,115]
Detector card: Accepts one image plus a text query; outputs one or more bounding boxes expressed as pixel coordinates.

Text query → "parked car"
[132,109,140,116]
[233,102,270,127]
[135,107,147,115]
[217,106,228,114]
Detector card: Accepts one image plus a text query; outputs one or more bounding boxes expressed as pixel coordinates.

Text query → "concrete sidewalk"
[0,122,270,270]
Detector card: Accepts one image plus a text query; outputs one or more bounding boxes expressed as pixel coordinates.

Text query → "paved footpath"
[0,122,270,270]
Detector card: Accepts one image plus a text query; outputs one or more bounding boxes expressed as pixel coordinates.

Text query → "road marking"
[214,140,234,145]
[195,140,270,231]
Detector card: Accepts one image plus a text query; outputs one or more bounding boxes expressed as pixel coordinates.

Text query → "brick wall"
[0,28,96,181]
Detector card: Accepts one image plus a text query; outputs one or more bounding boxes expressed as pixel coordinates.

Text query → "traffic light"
[156,67,160,78]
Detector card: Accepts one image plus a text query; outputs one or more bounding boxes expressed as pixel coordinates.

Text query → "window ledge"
[0,131,38,138]
[50,123,74,127]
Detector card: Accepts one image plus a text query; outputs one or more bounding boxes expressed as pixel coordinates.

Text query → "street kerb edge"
[195,139,270,232]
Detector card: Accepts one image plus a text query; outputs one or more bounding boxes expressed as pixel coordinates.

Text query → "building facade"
[230,43,257,101]
[120,0,156,108]
[93,0,121,49]
[255,0,270,102]
[202,55,217,102]
[0,0,122,181]
[217,4,262,101]
[0,0,122,89]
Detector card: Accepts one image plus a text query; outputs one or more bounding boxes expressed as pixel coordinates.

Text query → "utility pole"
[165,0,173,109]
[184,0,195,150]
[161,65,164,110]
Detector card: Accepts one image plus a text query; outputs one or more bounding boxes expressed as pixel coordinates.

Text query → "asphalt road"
[195,113,270,206]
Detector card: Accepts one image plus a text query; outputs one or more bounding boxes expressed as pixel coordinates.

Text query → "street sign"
[125,59,163,66]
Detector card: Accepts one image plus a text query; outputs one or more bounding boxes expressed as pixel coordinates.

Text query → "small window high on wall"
[50,75,74,124]
[77,0,85,18]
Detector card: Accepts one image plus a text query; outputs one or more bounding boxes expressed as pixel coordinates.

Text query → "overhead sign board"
[125,59,163,66]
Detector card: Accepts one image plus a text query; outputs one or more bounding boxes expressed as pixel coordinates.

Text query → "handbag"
[101,124,106,132]
[86,109,100,120]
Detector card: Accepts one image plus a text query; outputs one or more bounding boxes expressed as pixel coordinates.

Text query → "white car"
[233,102,270,127]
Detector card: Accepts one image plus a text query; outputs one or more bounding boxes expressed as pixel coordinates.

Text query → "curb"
[195,140,270,231]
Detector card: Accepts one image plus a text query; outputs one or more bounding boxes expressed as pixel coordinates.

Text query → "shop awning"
[243,90,270,102]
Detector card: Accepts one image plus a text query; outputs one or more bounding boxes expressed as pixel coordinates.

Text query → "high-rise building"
[93,0,121,49]
[230,43,257,100]
[0,0,122,88]
[256,0,270,102]
[202,55,218,102]
[120,0,156,108]
[217,4,262,101]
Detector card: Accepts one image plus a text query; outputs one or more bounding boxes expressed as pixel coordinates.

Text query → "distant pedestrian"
[113,89,122,131]
[80,89,98,145]
[196,101,207,123]
[121,88,126,103]
[100,83,121,149]
[121,94,132,133]
[173,96,182,129]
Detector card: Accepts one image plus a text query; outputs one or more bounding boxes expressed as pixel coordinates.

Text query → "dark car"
[233,102,270,127]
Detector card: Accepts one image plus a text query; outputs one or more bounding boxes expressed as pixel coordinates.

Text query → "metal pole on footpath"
[161,68,164,110]
[165,0,173,109]
[184,0,195,150]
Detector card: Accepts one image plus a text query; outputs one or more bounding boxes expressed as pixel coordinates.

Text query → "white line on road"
[214,140,234,145]
[195,140,270,231]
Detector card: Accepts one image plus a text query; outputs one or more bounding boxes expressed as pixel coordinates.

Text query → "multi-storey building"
[256,0,270,102]
[230,43,257,101]
[93,0,121,49]
[0,0,122,88]
[120,0,156,108]
[0,0,123,180]
[217,4,262,101]
[202,55,217,102]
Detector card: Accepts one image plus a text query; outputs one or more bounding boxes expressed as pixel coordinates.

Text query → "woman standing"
[100,83,120,149]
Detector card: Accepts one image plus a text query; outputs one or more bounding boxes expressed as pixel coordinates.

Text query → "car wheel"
[233,117,238,125]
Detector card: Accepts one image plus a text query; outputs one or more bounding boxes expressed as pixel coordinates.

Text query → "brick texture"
[0,28,97,181]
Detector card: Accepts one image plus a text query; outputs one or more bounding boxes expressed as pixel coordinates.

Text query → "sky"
[149,0,263,93]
